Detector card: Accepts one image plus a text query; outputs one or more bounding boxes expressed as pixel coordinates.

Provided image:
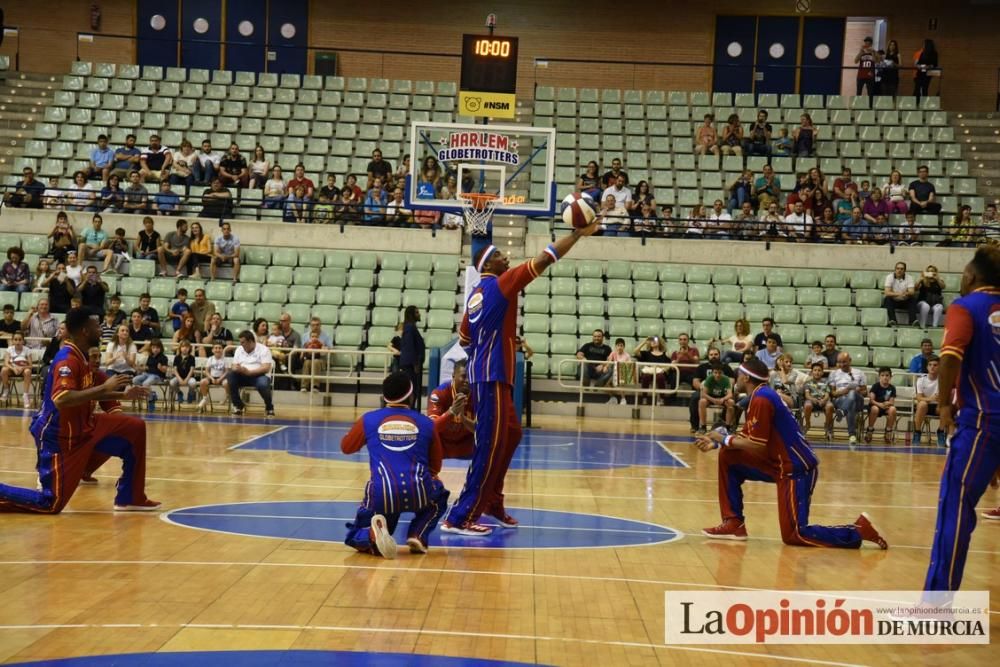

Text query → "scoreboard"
[459,34,519,119]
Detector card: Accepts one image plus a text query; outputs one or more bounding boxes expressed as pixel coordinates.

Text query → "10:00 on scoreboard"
[461,33,519,94]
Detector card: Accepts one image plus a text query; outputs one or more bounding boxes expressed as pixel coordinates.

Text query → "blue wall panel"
[266,0,308,75]
[754,16,799,95]
[181,0,222,70]
[225,0,267,73]
[137,0,179,68]
[800,17,846,95]
[712,16,756,94]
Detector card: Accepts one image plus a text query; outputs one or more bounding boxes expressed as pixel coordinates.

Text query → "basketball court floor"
[0,407,995,666]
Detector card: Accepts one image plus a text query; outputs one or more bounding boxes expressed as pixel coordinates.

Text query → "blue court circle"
[163,501,683,550]
[9,650,536,667]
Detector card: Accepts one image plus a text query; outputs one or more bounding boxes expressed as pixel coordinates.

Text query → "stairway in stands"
[0,72,60,181]
[953,111,1000,205]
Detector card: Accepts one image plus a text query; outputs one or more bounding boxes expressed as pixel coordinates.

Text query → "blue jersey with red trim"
[29,343,97,450]
[743,384,819,477]
[938,287,1000,429]
[461,260,540,385]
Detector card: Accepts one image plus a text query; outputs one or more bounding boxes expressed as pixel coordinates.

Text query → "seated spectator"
[834,185,855,224]
[210,222,241,282]
[33,258,54,293]
[22,298,59,348]
[299,329,330,392]
[757,201,785,238]
[170,288,190,331]
[365,148,392,188]
[198,178,232,219]
[78,265,108,315]
[882,169,909,214]
[810,186,832,218]
[65,170,97,212]
[4,167,45,209]
[100,310,118,344]
[319,174,340,201]
[597,194,628,236]
[706,199,732,237]
[576,161,602,201]
[865,366,898,444]
[907,337,935,373]
[249,145,270,189]
[670,332,700,385]
[899,211,921,245]
[197,342,229,410]
[152,181,181,215]
[186,221,212,278]
[262,166,287,209]
[169,139,198,187]
[752,164,781,211]
[335,186,361,224]
[77,214,108,261]
[908,165,942,215]
[813,206,839,243]
[791,113,818,157]
[753,317,782,351]
[858,180,873,202]
[0,304,21,347]
[135,216,161,261]
[869,213,892,244]
[862,187,890,225]
[194,139,221,184]
[660,204,683,238]
[42,176,65,209]
[102,324,138,377]
[688,347,735,432]
[770,353,806,409]
[728,169,754,212]
[111,134,141,180]
[363,177,389,225]
[252,318,270,345]
[395,154,410,182]
[227,330,276,417]
[139,134,172,183]
[981,203,998,232]
[802,362,834,439]
[133,338,169,410]
[170,339,198,403]
[385,187,413,226]
[720,318,753,363]
[601,174,631,212]
[828,352,867,444]
[684,203,707,236]
[218,143,249,189]
[87,134,115,182]
[783,200,812,241]
[308,191,333,224]
[719,113,743,156]
[606,337,634,405]
[808,167,829,202]
[98,174,125,212]
[697,362,735,433]
[0,331,32,409]
[804,340,827,370]
[172,313,200,349]
[915,265,946,328]
[576,330,613,393]
[287,164,316,201]
[64,251,83,286]
[744,109,772,157]
[822,334,840,368]
[123,171,149,214]
[883,261,918,326]
[841,206,867,244]
[694,114,719,156]
[771,127,793,157]
[100,227,129,274]
[105,294,126,327]
[131,301,158,341]
[202,312,234,349]
[633,201,658,235]
[634,335,668,405]
[755,334,782,369]
[284,185,311,223]
[943,204,982,247]
[832,166,856,207]
[628,180,655,220]
[1,247,31,294]
[601,157,628,188]
[157,219,191,277]
[912,356,945,447]
[785,172,813,214]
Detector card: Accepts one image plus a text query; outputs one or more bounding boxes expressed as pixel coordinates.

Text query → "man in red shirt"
[286,163,315,200]
[427,359,475,459]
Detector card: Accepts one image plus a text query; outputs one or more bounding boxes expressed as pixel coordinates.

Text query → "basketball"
[561,192,596,228]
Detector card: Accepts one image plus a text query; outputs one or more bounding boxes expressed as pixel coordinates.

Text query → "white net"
[460,193,500,236]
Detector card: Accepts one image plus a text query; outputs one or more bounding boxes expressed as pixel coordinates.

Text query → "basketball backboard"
[405,121,556,217]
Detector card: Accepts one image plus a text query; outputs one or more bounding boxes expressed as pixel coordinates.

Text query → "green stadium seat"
[687,284,713,302]
[800,306,828,325]
[824,288,852,307]
[659,265,685,283]
[717,303,743,322]
[773,305,800,324]
[872,348,902,368]
[739,267,765,286]
[227,301,255,323]
[663,301,689,320]
[860,308,888,327]
[867,327,895,348]
[288,285,315,304]
[829,307,858,326]
[129,260,157,279]
[690,303,716,321]
[374,289,401,308]
[713,266,739,285]
[855,290,883,309]
[779,324,806,344]
[819,270,848,288]
[836,326,864,346]
[316,286,343,306]
[635,301,660,319]
[770,287,796,305]
[338,306,367,326]
[796,288,823,306]
[714,285,741,303]
[742,286,768,304]
[686,266,712,284]
[241,266,266,283]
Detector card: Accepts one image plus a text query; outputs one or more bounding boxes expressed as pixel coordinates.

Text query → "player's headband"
[383,381,413,405]
[476,245,498,273]
[738,364,769,382]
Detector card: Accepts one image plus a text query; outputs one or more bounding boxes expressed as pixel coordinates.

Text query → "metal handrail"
[556,357,690,409]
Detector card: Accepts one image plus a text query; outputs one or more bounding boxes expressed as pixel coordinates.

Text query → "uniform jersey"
[30,343,99,449]
[460,260,541,385]
[743,384,819,477]
[427,381,475,449]
[939,287,1000,429]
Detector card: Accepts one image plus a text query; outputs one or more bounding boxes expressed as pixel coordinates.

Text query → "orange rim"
[459,192,500,211]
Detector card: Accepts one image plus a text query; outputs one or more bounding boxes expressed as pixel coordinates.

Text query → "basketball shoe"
[854,512,889,549]
[702,518,748,541]
[369,514,397,559]
[981,507,1000,521]
[440,520,493,536]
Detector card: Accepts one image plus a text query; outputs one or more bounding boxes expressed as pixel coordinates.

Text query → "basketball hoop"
[459,192,500,236]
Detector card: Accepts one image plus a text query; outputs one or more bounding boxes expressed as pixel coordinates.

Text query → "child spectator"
[755,334,782,369]
[100,310,118,346]
[312,192,335,224]
[42,177,64,209]
[697,362,734,434]
[802,362,834,440]
[101,227,130,274]
[300,330,328,392]
[170,288,190,330]
[170,339,198,404]
[0,303,21,348]
[858,180,872,201]
[267,322,286,349]
[865,366,898,444]
[606,337,634,405]
[198,343,229,412]
[133,338,169,410]
[772,128,793,157]
[804,340,828,370]
[694,114,719,156]
[0,332,33,408]
[33,258,54,293]
[98,174,125,213]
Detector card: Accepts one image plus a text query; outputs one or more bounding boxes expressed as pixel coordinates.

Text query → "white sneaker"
[0,391,8,401]
[619,397,627,405]
[606,397,618,405]
[22,396,31,409]
[300,387,308,393]
[197,397,207,410]
[849,435,858,445]
[370,514,397,559]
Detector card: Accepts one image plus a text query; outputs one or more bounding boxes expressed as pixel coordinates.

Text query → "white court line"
[0,620,869,666]
[226,425,289,451]
[656,440,691,468]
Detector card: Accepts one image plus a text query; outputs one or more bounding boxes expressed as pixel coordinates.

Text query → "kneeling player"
[427,359,475,459]
[695,358,888,549]
[342,372,450,558]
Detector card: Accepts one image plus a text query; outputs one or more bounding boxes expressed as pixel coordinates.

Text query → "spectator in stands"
[882,261,918,326]
[286,163,315,201]
[731,201,756,239]
[158,219,191,278]
[744,109,772,157]
[64,251,82,286]
[770,353,806,409]
[981,202,997,230]
[629,180,655,219]
[395,154,410,183]
[186,221,212,279]
[633,201,659,236]
[98,174,124,213]
[869,212,892,244]
[170,288,190,331]
[172,313,199,349]
[4,167,45,210]
[135,216,160,261]
[822,335,840,368]
[697,361,735,434]
[854,36,877,96]
[597,194,628,236]
[227,330,275,417]
[813,205,839,243]
[318,174,340,202]
[833,167,856,209]
[210,222,241,282]
[757,201,784,238]
[861,186,890,225]
[111,134,141,180]
[882,170,909,214]
[804,340,827,370]
[133,339,169,410]
[912,356,944,446]
[943,204,982,247]
[694,113,719,156]
[43,263,74,315]
[688,347,735,431]
[102,325,137,377]
[47,212,75,265]
[363,177,389,225]
[0,305,20,348]
[752,164,781,212]
[152,180,181,215]
[105,294,126,327]
[218,143,249,189]
[136,295,160,336]
[284,185,311,223]
[262,166,287,210]
[908,165,941,215]
[190,288,215,334]
[419,157,443,193]
[87,134,115,182]
[575,161,602,202]
[298,317,332,392]
[810,184,832,217]
[42,177,64,209]
[170,339,198,404]
[829,352,867,444]
[123,171,149,214]
[915,264,946,328]
[139,134,172,183]
[670,332,700,385]
[249,146,270,190]
[842,206,867,244]
[719,113,743,156]
[195,140,221,185]
[753,317,782,351]
[880,40,901,98]
[808,166,829,199]
[802,362,834,440]
[912,39,938,103]
[33,258,54,293]
[385,188,413,226]
[792,113,818,157]
[634,335,668,405]
[1,248,31,294]
[858,180,873,202]
[336,186,361,224]
[907,337,935,373]
[783,200,812,240]
[601,158,628,188]
[196,342,228,410]
[366,148,393,188]
[78,265,108,316]
[771,128,792,157]
[684,204,707,236]
[77,214,108,261]
[202,312,233,350]
[785,172,813,214]
[97,225,128,273]
[719,318,753,363]
[865,367,898,444]
[706,199,732,238]
[899,211,921,245]
[169,139,198,187]
[22,298,58,349]
[601,174,631,212]
[727,169,754,213]
[604,337,633,404]
[755,334,782,369]
[576,330,613,392]
[199,178,234,220]
[65,171,97,213]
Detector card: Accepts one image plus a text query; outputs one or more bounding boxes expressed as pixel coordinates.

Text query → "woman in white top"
[1,331,34,408]
[65,171,97,212]
[169,139,199,186]
[33,258,55,292]
[102,325,137,376]
[882,169,909,215]
[262,166,286,209]
[720,318,754,363]
[64,251,83,286]
[250,145,271,190]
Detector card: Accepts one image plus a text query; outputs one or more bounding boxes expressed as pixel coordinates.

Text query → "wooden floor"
[0,406,996,666]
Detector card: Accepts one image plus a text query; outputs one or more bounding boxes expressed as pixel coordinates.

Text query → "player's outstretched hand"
[578,219,603,237]
[123,385,150,401]
[938,404,955,432]
[102,373,132,393]
[694,436,718,452]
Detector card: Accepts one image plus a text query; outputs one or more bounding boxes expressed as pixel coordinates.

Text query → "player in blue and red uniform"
[427,359,475,460]
[924,245,1000,592]
[0,309,159,513]
[341,371,450,558]
[696,357,888,549]
[443,219,601,535]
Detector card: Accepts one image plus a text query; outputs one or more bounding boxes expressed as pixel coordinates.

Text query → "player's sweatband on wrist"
[543,244,560,262]
[723,435,734,448]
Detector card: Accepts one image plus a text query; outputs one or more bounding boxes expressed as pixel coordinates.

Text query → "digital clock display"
[461,33,519,94]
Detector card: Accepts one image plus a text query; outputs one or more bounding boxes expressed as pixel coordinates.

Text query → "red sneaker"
[854,512,889,549]
[485,508,519,529]
[701,518,748,541]
[440,520,493,536]
[113,499,162,512]
[368,514,397,559]
[981,507,1000,521]
[406,536,428,554]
